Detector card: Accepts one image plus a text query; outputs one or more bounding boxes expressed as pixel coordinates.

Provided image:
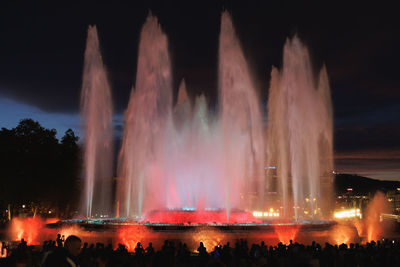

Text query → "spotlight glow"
[333,208,361,219]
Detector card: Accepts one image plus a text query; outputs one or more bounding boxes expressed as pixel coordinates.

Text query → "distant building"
[387,188,400,214]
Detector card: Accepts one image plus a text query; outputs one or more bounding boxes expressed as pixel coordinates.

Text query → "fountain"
[219,11,266,219]
[45,11,339,247]
[80,26,114,218]
[266,37,334,220]
[117,14,173,219]
[79,11,334,223]
[116,12,266,223]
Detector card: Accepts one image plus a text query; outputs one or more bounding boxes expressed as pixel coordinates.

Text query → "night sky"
[0,1,399,180]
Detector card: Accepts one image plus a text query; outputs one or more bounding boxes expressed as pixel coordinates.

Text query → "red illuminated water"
[142,210,261,224]
[273,224,300,244]
[9,216,370,253]
[366,191,391,242]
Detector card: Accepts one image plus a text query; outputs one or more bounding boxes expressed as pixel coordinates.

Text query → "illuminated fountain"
[79,11,334,224]
[80,26,114,218]
[37,11,344,249]
[266,37,334,220]
[116,12,265,222]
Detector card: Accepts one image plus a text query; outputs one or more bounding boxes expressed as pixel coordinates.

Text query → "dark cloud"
[335,150,400,181]
[334,123,400,180]
[335,123,400,152]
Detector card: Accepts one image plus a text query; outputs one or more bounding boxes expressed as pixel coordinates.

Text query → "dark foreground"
[1,235,400,267]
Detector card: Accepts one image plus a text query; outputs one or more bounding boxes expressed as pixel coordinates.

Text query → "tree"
[59,128,81,210]
[0,119,81,215]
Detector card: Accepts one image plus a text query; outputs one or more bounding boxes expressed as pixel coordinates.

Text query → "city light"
[333,208,361,219]
[253,209,280,218]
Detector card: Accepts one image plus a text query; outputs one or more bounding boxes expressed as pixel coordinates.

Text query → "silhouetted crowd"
[1,234,400,267]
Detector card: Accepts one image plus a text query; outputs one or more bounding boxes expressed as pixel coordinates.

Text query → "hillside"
[334,173,400,195]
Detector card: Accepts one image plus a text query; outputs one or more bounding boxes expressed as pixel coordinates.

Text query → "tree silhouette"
[0,119,80,215]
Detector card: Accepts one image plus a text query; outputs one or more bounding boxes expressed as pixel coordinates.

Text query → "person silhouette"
[56,234,63,247]
[135,242,145,257]
[145,242,155,256]
[197,242,207,257]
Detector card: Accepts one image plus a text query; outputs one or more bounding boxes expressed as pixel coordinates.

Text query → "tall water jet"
[81,26,114,218]
[173,79,191,130]
[266,37,333,220]
[219,11,266,220]
[117,88,136,218]
[117,14,173,218]
[266,67,290,217]
[317,65,334,215]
